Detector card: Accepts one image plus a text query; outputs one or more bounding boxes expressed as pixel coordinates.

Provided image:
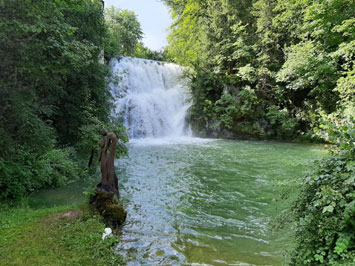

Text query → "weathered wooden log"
[89,129,126,227]
[97,130,119,196]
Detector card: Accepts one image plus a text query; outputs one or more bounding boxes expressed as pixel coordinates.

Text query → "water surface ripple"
[116,139,324,265]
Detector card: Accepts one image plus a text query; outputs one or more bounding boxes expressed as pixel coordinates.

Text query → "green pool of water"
[115,138,325,265]
[30,138,326,265]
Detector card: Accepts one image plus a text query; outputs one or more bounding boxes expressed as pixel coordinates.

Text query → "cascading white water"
[109,57,192,139]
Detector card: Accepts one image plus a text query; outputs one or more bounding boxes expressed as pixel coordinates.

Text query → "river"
[114,138,325,265]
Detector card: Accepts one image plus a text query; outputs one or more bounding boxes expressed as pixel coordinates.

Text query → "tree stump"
[90,129,126,227]
[97,130,119,195]
[89,190,126,227]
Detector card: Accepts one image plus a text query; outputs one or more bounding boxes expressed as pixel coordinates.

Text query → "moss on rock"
[89,190,127,227]
[102,203,127,227]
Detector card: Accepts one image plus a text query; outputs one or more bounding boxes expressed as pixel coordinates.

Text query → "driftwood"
[89,129,126,228]
[97,129,119,195]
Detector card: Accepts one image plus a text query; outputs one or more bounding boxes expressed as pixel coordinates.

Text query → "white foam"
[128,137,216,147]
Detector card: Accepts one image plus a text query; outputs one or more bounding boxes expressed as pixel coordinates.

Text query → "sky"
[104,0,172,51]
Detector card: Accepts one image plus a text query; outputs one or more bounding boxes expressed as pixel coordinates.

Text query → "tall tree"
[0,0,110,199]
[104,6,143,59]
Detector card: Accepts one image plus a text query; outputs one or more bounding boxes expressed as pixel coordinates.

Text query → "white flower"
[102,227,112,240]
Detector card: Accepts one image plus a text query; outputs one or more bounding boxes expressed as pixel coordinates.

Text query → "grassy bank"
[0,203,124,266]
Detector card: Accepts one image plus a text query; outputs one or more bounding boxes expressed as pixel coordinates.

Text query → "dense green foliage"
[0,148,84,200]
[163,0,354,140]
[0,0,105,199]
[79,115,129,163]
[289,119,355,265]
[132,43,173,62]
[104,6,143,60]
[0,1,141,200]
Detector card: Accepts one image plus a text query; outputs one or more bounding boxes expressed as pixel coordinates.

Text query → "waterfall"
[109,57,192,139]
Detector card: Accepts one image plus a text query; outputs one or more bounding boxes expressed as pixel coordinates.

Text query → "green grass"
[0,203,124,265]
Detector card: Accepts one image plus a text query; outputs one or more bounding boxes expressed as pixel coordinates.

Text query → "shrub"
[290,156,355,265]
[289,119,355,265]
[78,114,128,160]
[266,105,299,139]
[0,148,84,200]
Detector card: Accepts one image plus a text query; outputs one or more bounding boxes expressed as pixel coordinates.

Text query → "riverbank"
[0,203,124,266]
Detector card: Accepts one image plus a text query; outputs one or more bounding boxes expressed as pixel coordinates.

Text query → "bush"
[0,148,84,200]
[315,116,355,158]
[78,114,128,160]
[289,119,355,265]
[266,105,299,139]
[290,156,355,265]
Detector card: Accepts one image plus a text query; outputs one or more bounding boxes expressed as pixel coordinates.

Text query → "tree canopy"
[163,0,354,140]
[0,0,142,200]
[104,6,143,60]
